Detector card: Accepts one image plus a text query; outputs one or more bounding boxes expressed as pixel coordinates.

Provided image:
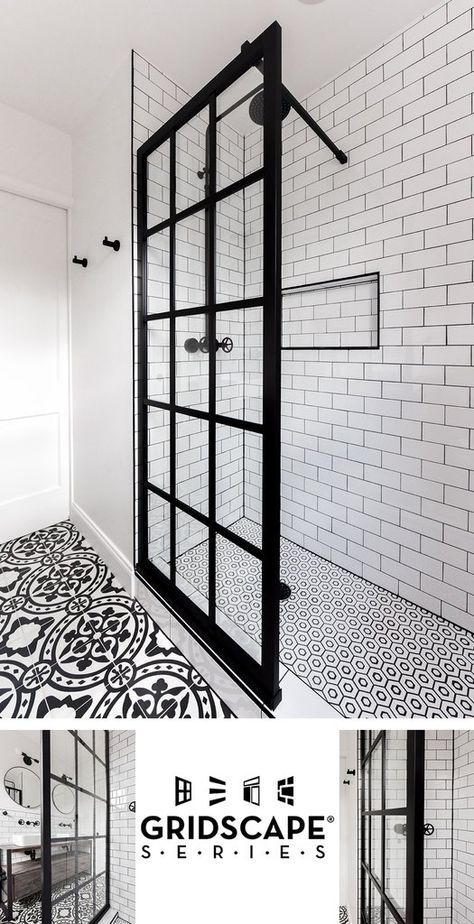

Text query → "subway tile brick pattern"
[244,0,474,632]
[452,729,474,924]
[424,730,453,924]
[109,731,135,924]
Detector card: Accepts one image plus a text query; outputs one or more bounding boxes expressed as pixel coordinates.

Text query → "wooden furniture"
[0,840,92,916]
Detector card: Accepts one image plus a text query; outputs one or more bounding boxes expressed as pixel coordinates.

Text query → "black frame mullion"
[208,94,217,624]
[41,731,52,924]
[260,20,282,694]
[136,22,282,709]
[406,731,425,924]
[169,132,177,584]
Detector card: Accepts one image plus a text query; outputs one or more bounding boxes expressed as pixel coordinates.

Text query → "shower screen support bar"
[241,40,348,165]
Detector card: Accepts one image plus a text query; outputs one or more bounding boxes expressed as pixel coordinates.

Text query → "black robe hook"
[72,256,88,267]
[103,236,120,251]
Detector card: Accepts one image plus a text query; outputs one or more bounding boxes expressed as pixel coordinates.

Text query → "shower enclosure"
[0,730,109,924]
[135,21,348,709]
[356,729,474,924]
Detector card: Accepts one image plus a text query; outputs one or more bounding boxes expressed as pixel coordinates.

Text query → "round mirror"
[52,783,75,815]
[4,767,40,809]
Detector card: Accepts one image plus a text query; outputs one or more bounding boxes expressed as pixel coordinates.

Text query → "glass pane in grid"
[216,190,244,303]
[215,534,262,663]
[175,510,209,615]
[51,781,75,824]
[243,179,263,299]
[175,314,208,411]
[176,107,209,212]
[95,799,106,838]
[385,816,407,918]
[215,306,263,425]
[148,408,170,493]
[386,730,407,809]
[78,740,94,795]
[78,790,94,836]
[147,140,170,228]
[96,757,107,801]
[96,837,106,875]
[51,731,75,786]
[362,872,370,923]
[176,413,208,515]
[148,492,171,578]
[371,741,382,812]
[95,871,106,912]
[370,886,382,924]
[78,882,95,924]
[215,422,243,529]
[147,317,170,403]
[147,228,169,313]
[364,758,370,814]
[216,69,264,191]
[363,813,369,874]
[94,731,106,764]
[371,814,382,884]
[175,212,206,310]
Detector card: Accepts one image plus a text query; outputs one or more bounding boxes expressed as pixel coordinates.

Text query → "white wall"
[109,730,135,924]
[452,729,474,924]
[0,99,72,203]
[71,55,134,589]
[339,731,358,924]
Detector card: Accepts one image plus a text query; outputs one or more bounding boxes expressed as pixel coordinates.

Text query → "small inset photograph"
[340,728,473,924]
[0,729,135,924]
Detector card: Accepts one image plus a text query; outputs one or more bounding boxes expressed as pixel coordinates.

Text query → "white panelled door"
[0,190,69,543]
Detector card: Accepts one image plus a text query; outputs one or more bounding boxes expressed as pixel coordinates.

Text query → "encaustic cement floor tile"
[0,521,232,719]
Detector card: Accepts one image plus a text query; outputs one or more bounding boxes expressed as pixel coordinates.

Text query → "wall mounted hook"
[103,236,120,252]
[72,256,88,267]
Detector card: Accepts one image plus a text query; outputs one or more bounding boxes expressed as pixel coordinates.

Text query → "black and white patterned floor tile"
[339,907,349,924]
[0,872,99,923]
[176,517,474,719]
[0,521,232,720]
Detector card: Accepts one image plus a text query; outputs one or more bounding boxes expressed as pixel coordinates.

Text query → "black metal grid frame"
[281,271,380,351]
[136,22,282,709]
[40,731,110,924]
[359,730,425,924]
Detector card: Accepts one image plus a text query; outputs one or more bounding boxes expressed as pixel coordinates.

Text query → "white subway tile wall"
[109,731,135,924]
[424,730,453,924]
[244,0,474,628]
[452,729,474,924]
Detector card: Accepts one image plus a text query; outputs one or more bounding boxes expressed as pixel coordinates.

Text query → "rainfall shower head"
[249,89,291,125]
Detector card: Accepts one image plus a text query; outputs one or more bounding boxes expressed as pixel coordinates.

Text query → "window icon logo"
[243,776,260,806]
[277,776,295,806]
[175,777,192,806]
[209,776,227,806]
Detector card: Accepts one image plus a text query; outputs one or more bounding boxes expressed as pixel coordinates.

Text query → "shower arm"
[241,41,348,165]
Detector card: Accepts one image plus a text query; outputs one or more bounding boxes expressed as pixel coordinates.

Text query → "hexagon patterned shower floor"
[176,518,474,718]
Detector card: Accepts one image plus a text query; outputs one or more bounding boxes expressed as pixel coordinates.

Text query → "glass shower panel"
[176,107,209,212]
[175,313,208,411]
[147,318,170,402]
[215,533,262,663]
[147,229,170,314]
[385,730,407,809]
[147,140,170,227]
[175,212,206,310]
[215,306,263,425]
[385,816,407,917]
[175,412,208,514]
[216,68,264,190]
[175,509,209,616]
[148,408,170,493]
[148,491,171,577]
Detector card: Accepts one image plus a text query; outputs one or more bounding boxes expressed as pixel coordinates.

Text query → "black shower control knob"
[18,819,24,825]
[220,336,233,353]
[424,824,435,836]
[199,336,210,353]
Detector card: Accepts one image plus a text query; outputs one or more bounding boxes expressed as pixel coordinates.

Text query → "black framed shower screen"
[360,730,425,924]
[41,730,110,924]
[135,22,282,709]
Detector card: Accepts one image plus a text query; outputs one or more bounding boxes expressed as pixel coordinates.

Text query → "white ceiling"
[0,0,439,135]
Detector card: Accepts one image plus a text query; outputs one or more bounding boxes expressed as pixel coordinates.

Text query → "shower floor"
[0,521,232,719]
[176,517,474,718]
[0,871,101,923]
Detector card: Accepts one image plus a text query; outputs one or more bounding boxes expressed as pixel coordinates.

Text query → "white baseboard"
[70,502,133,594]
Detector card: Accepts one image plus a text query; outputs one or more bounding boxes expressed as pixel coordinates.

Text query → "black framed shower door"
[40,731,110,924]
[136,23,282,708]
[360,731,425,924]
